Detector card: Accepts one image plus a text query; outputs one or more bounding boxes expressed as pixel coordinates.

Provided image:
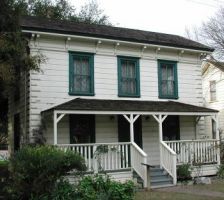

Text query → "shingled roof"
[21,16,213,52]
[42,98,217,114]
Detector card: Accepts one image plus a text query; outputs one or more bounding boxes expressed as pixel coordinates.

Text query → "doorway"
[69,114,95,144]
[162,115,180,141]
[118,115,143,148]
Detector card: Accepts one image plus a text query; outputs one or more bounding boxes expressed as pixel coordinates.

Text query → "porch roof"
[41,98,218,115]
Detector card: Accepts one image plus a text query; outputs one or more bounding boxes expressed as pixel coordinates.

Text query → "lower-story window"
[69,115,95,144]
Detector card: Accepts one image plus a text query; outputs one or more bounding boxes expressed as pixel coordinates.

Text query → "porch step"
[150,167,173,188]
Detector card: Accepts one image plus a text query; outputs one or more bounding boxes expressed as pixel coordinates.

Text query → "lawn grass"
[135,179,224,200]
[187,179,224,193]
[135,190,224,200]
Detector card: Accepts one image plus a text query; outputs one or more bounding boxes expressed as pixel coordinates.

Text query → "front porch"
[42,98,220,188]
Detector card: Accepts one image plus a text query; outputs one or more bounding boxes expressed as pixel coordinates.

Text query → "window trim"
[158,59,178,99]
[210,80,216,102]
[69,51,94,96]
[117,56,140,97]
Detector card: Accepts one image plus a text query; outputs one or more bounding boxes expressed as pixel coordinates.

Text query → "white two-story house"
[202,61,224,139]
[8,16,220,188]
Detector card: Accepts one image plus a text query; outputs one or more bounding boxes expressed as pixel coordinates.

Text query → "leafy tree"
[0,0,110,138]
[12,0,111,24]
[78,0,111,25]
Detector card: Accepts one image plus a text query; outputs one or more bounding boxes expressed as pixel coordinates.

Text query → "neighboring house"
[202,61,224,139]
[8,16,220,188]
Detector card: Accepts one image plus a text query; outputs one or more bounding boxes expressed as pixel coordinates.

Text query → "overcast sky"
[73,0,223,37]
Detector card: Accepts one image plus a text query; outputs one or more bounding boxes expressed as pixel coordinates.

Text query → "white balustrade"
[57,142,132,172]
[160,141,177,185]
[165,139,219,165]
[57,142,148,187]
[131,142,148,188]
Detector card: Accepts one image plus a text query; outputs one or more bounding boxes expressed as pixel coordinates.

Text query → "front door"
[69,115,95,144]
[163,115,180,141]
[118,115,143,148]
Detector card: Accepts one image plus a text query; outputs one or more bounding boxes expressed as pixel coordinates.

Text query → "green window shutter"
[117,56,140,97]
[158,60,178,99]
[69,52,94,96]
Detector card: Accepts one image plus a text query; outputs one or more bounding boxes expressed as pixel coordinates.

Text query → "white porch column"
[53,111,66,145]
[212,114,221,165]
[152,114,167,168]
[123,114,140,143]
[152,114,167,142]
[130,114,134,143]
[53,111,57,145]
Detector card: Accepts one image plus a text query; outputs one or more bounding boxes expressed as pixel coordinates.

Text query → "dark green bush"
[177,164,192,181]
[9,145,86,200]
[30,179,78,200]
[217,164,224,179]
[76,174,135,200]
[0,160,9,197]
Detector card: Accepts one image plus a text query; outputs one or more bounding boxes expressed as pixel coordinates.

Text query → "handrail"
[160,141,177,185]
[132,142,147,157]
[57,142,132,147]
[161,141,176,155]
[164,139,218,143]
[131,142,148,188]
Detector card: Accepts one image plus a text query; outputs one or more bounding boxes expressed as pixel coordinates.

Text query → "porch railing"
[57,142,131,172]
[164,139,219,165]
[131,142,148,187]
[160,141,177,185]
[57,142,148,187]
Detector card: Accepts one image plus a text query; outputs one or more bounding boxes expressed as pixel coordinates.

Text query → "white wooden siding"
[95,115,118,143]
[142,117,160,166]
[179,116,196,140]
[202,65,224,138]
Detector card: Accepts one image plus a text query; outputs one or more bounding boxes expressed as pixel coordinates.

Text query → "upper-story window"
[158,60,178,99]
[210,81,216,101]
[117,56,140,97]
[69,52,94,96]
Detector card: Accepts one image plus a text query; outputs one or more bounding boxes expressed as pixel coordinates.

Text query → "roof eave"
[22,28,214,53]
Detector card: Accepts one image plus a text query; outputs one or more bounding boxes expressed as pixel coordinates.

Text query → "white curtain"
[74,57,90,92]
[121,60,136,94]
[161,64,174,96]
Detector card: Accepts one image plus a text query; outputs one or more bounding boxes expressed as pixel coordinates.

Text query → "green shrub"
[9,145,86,200]
[217,164,224,179]
[0,160,9,197]
[30,179,78,200]
[76,174,135,200]
[177,164,192,181]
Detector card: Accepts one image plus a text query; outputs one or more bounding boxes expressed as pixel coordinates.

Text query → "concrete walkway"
[155,185,224,198]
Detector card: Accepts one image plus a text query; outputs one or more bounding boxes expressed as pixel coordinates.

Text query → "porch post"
[214,115,221,165]
[123,114,140,143]
[152,114,167,168]
[130,114,134,143]
[53,111,66,145]
[158,115,163,142]
[152,114,167,142]
[53,111,57,145]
